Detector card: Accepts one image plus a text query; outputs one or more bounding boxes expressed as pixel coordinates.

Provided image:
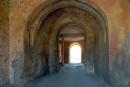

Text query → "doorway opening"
[69,43,82,63]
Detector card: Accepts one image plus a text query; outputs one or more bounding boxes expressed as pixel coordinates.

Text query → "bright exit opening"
[69,43,82,63]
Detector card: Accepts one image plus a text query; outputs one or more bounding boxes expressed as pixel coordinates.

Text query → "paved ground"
[2,64,130,87]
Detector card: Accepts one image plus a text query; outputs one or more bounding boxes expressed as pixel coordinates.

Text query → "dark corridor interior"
[24,5,109,85]
[58,25,85,64]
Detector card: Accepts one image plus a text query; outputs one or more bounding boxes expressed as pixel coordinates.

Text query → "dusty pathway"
[4,64,130,87]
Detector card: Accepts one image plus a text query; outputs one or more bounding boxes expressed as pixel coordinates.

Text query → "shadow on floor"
[2,64,130,87]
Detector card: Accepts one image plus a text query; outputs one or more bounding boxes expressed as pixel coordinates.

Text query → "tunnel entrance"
[22,0,109,84]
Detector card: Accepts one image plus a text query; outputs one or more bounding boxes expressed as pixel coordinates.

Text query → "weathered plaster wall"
[0,0,9,85]
[24,31,49,80]
[9,0,46,84]
[128,6,130,85]
[7,0,130,86]
[91,0,130,85]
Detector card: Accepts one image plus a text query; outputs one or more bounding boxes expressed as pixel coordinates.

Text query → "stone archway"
[9,0,109,84]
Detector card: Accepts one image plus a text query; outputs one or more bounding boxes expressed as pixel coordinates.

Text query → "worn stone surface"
[0,0,9,85]
[9,0,130,86]
[3,64,114,87]
[0,0,129,86]
[90,0,130,85]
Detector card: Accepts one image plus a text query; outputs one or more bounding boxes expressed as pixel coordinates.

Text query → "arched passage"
[21,0,109,84]
[57,23,85,65]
